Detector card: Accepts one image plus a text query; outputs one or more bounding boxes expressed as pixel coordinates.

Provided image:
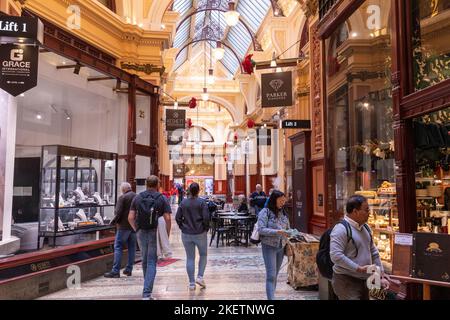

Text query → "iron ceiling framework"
[172,0,280,75]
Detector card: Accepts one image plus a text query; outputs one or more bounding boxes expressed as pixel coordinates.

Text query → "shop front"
[0,10,160,297]
[318,0,450,298]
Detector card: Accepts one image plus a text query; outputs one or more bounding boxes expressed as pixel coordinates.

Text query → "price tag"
[394,233,413,246]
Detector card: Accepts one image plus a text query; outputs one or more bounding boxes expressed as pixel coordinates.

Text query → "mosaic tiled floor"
[40,207,319,300]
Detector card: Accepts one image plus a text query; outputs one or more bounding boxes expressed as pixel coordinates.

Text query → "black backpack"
[135,191,162,230]
[316,220,372,280]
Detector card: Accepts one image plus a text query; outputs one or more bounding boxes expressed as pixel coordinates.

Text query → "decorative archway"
[178,95,242,123]
[175,38,244,73]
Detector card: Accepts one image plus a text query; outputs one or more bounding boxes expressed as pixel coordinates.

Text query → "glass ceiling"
[172,0,272,75]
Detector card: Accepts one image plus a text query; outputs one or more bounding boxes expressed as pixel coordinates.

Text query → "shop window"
[325,0,396,266]
[413,107,450,235]
[412,0,450,91]
[96,0,116,13]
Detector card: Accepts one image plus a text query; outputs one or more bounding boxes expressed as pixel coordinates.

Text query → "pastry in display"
[355,190,377,198]
[77,221,97,228]
[378,181,396,194]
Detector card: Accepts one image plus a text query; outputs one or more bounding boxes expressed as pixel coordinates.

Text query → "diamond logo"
[173,112,179,118]
[269,79,284,91]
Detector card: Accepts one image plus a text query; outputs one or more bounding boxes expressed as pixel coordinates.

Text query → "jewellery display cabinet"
[39,145,118,247]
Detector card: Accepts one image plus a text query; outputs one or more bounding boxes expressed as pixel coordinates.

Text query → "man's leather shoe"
[104,272,120,278]
[123,270,132,277]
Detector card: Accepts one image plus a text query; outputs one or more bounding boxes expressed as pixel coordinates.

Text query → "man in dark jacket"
[250,184,267,215]
[104,182,137,278]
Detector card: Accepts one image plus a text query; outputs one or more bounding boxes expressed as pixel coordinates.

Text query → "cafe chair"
[209,215,232,248]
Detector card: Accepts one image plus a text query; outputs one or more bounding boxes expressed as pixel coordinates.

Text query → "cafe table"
[218,215,253,246]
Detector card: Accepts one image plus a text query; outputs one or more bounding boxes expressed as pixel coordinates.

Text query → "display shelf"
[371,228,397,235]
[39,145,118,248]
[40,204,116,210]
[416,196,435,199]
[39,225,115,237]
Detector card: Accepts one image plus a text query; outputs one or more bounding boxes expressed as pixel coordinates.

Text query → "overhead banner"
[0,43,39,97]
[166,109,186,131]
[0,15,44,44]
[261,71,293,108]
[257,129,272,146]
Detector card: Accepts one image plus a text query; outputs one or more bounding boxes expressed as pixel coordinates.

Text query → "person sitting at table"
[237,194,249,214]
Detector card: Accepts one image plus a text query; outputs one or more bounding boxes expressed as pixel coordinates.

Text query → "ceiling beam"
[87,76,115,81]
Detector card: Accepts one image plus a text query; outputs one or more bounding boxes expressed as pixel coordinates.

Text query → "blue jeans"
[112,229,137,274]
[137,229,158,298]
[181,232,208,284]
[261,243,285,300]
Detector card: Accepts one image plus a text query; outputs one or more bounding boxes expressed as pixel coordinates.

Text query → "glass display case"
[39,145,118,247]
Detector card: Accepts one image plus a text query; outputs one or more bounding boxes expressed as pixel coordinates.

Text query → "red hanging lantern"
[189,97,197,109]
[224,155,228,162]
[242,54,256,75]
[233,132,238,144]
[247,119,255,129]
[187,118,193,128]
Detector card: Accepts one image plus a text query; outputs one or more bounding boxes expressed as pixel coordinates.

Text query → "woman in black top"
[176,183,211,290]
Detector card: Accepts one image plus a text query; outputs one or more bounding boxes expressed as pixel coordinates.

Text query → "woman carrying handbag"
[256,190,290,300]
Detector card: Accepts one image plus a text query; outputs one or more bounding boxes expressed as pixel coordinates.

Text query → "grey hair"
[256,184,262,189]
[121,182,132,191]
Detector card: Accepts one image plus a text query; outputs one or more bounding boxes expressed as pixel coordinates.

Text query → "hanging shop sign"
[257,128,272,146]
[282,120,311,129]
[0,43,39,97]
[0,15,43,97]
[411,232,450,283]
[0,15,44,44]
[166,109,186,131]
[261,71,293,108]
[167,130,184,146]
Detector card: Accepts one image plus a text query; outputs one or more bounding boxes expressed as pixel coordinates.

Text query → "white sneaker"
[188,284,196,291]
[142,296,156,300]
[196,277,206,289]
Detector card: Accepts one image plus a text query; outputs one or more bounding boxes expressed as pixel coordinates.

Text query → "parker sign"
[0,44,39,96]
[261,71,293,108]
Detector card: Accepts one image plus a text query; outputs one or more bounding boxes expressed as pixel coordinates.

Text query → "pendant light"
[213,41,225,60]
[224,1,240,27]
[208,42,215,85]
[202,41,209,102]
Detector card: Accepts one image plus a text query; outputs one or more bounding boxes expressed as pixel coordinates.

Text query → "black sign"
[282,120,311,129]
[412,232,450,283]
[0,44,39,96]
[166,109,186,131]
[257,129,272,146]
[0,15,44,44]
[261,71,293,107]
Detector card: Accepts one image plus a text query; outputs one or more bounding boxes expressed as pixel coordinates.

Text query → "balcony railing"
[319,0,338,20]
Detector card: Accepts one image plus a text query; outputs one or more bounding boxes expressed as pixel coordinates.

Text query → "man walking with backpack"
[328,195,384,300]
[128,176,172,300]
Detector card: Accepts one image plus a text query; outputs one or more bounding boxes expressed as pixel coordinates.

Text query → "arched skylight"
[171,0,272,75]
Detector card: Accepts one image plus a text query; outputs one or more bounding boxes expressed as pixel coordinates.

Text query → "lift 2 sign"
[261,71,293,108]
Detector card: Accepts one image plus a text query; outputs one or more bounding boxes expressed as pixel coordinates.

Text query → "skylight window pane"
[174,47,188,71]
[227,23,252,57]
[237,0,271,33]
[173,17,191,48]
[173,0,193,15]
